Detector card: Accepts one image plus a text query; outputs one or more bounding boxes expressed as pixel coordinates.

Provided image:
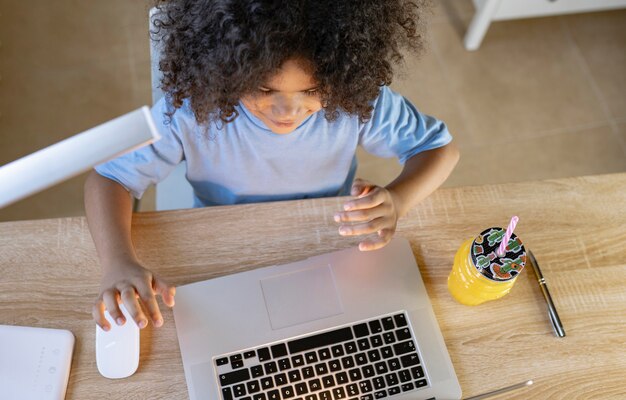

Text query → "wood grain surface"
[1,173,625,399]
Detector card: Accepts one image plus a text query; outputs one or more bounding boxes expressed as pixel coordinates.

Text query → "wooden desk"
[1,174,625,399]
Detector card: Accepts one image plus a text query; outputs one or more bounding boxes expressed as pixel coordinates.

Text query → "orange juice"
[448,228,526,306]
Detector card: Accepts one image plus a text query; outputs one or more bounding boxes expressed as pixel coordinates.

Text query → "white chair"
[149,8,195,210]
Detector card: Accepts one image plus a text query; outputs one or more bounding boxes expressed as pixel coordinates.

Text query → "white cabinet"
[465,0,626,50]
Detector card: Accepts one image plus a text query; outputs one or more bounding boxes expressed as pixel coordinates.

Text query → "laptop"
[173,237,462,400]
[0,325,74,400]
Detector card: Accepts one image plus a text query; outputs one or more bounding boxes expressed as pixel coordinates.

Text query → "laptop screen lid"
[173,237,461,399]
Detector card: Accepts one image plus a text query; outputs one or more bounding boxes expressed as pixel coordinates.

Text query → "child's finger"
[350,178,374,197]
[358,229,394,251]
[334,205,386,223]
[136,283,163,328]
[338,217,387,237]
[102,290,125,326]
[154,276,176,308]
[92,300,110,331]
[120,287,148,329]
[343,188,384,211]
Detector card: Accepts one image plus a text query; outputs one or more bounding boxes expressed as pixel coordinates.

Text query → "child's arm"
[84,171,175,331]
[335,142,460,251]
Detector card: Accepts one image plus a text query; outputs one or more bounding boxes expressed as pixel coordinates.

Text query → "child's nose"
[272,96,301,118]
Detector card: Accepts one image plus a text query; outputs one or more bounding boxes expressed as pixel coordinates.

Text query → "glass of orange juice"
[448,227,526,306]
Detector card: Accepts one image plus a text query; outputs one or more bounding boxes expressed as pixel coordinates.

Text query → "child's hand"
[92,261,176,331]
[334,178,399,251]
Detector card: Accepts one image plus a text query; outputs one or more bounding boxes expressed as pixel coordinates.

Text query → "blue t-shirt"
[95,86,452,206]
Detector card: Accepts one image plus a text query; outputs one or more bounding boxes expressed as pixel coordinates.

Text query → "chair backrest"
[149,7,194,211]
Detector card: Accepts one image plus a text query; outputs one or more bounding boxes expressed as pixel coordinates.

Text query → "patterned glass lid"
[470,227,526,282]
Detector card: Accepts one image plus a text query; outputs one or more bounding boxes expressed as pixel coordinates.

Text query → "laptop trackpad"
[260,264,343,330]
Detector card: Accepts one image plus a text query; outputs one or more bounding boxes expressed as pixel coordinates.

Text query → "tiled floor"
[1,1,625,221]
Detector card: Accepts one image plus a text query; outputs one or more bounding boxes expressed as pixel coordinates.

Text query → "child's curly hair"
[152,0,430,125]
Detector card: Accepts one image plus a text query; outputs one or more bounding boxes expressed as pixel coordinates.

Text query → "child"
[85,0,459,331]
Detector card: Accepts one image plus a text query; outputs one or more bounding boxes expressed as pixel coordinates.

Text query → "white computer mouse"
[95,303,140,379]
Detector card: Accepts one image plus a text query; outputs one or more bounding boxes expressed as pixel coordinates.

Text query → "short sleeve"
[358,86,452,164]
[94,98,185,199]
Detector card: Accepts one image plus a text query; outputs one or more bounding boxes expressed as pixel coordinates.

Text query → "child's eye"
[258,88,274,96]
[304,89,319,97]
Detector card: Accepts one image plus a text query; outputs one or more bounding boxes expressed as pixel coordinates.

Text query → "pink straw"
[497,216,519,257]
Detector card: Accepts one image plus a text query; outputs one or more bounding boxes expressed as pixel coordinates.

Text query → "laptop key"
[400,353,420,368]
[360,395,374,400]
[367,349,381,363]
[401,382,414,392]
[415,379,428,388]
[222,387,234,400]
[355,353,368,366]
[257,348,271,362]
[395,328,411,341]
[387,358,401,371]
[288,370,302,383]
[346,383,359,396]
[322,375,336,388]
[292,354,305,367]
[374,390,387,398]
[220,368,251,386]
[279,358,292,371]
[261,377,274,390]
[247,380,261,394]
[251,365,264,378]
[387,386,400,395]
[288,327,353,354]
[353,323,369,338]
[304,395,318,400]
[318,348,332,360]
[398,369,411,383]
[308,378,322,392]
[370,335,383,348]
[302,366,315,379]
[357,339,370,351]
[232,360,244,369]
[216,357,229,366]
[381,317,395,331]
[281,385,295,399]
[361,365,375,378]
[385,372,398,386]
[319,391,332,400]
[359,379,373,393]
[341,355,355,369]
[380,346,393,359]
[253,394,267,400]
[393,313,408,327]
[331,345,345,357]
[328,359,342,372]
[393,340,415,356]
[372,376,386,390]
[336,371,349,384]
[264,361,278,374]
[344,341,357,354]
[315,362,328,376]
[382,332,395,345]
[367,320,382,334]
[267,389,280,400]
[275,373,288,386]
[305,352,318,364]
[233,383,246,397]
[348,368,362,382]
[332,387,347,399]
[411,365,424,379]
[244,350,256,359]
[272,344,288,359]
[295,382,309,395]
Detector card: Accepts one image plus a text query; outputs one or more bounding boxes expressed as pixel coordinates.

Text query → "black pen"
[528,250,566,337]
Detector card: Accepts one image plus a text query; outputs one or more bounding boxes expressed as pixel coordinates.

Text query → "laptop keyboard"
[215,311,428,400]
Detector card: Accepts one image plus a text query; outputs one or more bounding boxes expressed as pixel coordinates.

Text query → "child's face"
[241,58,323,134]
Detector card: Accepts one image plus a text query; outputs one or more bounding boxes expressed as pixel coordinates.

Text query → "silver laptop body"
[173,237,462,400]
